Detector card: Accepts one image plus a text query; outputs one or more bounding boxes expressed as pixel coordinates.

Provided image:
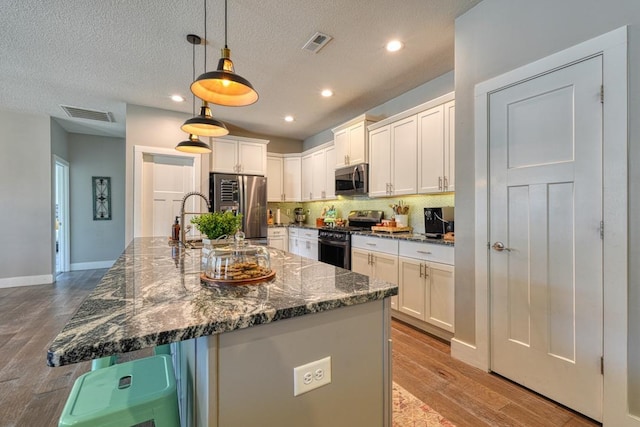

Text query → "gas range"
[317,211,383,270]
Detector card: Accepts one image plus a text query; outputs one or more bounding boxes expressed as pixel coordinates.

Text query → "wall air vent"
[302,31,333,54]
[60,105,115,123]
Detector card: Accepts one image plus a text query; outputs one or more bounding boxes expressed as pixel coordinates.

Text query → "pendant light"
[175,133,213,153]
[176,35,217,153]
[180,34,228,137]
[190,0,259,107]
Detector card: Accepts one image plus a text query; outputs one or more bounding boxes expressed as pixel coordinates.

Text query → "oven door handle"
[318,238,349,248]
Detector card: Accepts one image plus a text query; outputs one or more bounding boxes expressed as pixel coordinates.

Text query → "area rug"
[393,382,456,427]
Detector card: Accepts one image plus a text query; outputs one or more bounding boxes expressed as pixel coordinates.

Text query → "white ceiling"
[0,0,481,141]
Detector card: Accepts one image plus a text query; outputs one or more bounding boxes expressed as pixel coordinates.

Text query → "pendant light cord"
[224,0,228,48]
[191,39,196,116]
[203,0,207,71]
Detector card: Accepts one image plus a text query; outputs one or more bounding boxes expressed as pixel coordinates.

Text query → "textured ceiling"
[0,0,481,141]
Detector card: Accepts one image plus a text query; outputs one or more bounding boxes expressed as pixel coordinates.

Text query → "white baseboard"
[0,274,54,289]
[70,260,115,271]
[451,338,489,372]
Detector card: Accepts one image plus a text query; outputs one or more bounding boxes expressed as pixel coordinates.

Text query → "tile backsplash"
[268,192,454,234]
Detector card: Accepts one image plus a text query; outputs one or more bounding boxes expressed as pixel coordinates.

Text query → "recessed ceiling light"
[386,40,404,52]
[284,115,294,122]
[171,94,185,102]
[321,89,333,97]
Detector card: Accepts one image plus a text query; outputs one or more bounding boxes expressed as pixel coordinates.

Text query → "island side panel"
[214,299,390,427]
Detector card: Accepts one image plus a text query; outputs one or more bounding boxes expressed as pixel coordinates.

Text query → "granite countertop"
[270,224,454,246]
[352,231,455,246]
[47,237,397,367]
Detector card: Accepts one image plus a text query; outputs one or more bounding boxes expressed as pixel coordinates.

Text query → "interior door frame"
[53,155,70,274]
[465,26,629,424]
[133,145,202,238]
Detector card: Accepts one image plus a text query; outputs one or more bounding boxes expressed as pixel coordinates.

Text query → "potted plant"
[190,211,243,241]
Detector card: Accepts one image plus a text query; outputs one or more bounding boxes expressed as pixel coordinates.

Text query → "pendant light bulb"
[175,134,212,154]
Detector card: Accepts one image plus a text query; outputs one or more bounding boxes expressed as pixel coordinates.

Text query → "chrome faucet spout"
[180,191,211,247]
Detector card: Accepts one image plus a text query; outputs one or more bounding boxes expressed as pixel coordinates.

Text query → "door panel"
[489,55,603,420]
[144,155,195,238]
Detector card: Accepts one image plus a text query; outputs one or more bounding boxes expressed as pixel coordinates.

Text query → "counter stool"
[58,354,180,427]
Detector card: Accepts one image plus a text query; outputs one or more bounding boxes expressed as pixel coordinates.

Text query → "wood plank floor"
[392,320,601,427]
[0,270,601,426]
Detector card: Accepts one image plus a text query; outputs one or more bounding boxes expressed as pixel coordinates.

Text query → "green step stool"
[58,354,180,427]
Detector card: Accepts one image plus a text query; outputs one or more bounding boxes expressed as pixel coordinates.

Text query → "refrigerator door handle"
[238,176,245,231]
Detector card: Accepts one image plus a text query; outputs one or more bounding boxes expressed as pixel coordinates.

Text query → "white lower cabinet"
[267,227,288,252]
[351,236,399,310]
[288,228,318,260]
[398,241,454,333]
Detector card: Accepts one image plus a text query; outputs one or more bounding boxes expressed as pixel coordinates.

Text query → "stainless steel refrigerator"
[209,173,268,244]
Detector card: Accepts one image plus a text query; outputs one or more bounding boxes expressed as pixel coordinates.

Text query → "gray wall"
[0,110,52,282]
[69,134,125,265]
[454,0,640,412]
[302,71,455,151]
[51,119,69,161]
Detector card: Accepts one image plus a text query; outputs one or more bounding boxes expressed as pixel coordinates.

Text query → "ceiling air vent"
[302,31,333,54]
[60,105,115,123]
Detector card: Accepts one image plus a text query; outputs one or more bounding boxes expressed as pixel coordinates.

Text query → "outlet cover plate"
[293,356,331,396]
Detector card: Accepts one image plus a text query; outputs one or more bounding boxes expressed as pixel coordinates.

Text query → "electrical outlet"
[293,356,331,396]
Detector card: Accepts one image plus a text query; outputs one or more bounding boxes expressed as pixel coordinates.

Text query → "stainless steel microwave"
[335,163,368,196]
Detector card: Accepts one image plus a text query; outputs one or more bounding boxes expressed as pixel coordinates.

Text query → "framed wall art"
[92,176,112,220]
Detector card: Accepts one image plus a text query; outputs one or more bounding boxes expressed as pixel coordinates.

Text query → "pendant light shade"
[190,0,258,107]
[181,101,228,136]
[176,134,212,153]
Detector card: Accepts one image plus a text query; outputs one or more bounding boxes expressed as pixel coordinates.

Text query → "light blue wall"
[302,71,455,151]
[69,134,125,266]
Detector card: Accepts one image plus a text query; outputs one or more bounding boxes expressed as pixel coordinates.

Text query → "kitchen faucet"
[180,191,211,247]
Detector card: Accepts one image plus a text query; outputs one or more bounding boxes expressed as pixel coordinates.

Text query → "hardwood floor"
[392,320,601,427]
[0,270,601,426]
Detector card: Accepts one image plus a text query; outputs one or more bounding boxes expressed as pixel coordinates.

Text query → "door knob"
[492,242,511,252]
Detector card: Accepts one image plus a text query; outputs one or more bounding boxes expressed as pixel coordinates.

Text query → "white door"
[142,154,196,238]
[489,55,603,420]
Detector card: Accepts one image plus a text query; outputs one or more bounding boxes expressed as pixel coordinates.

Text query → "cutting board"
[371,226,412,234]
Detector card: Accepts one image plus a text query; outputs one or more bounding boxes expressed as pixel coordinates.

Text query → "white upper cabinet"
[300,142,336,201]
[311,150,326,200]
[301,154,312,201]
[368,126,392,197]
[418,99,455,193]
[324,146,336,199]
[283,156,302,202]
[211,136,268,176]
[332,115,378,168]
[369,116,418,197]
[266,155,283,202]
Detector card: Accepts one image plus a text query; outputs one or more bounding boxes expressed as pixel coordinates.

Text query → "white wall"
[454,0,640,420]
[68,134,125,269]
[0,110,53,286]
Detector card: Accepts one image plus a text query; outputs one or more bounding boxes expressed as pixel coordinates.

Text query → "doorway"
[54,156,70,274]
[133,145,202,239]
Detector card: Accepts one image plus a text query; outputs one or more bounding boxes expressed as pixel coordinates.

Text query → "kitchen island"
[48,237,397,427]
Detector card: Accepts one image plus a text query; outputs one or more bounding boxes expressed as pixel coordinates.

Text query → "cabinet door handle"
[419,263,423,278]
[424,264,430,278]
[417,250,432,255]
[367,253,371,265]
[443,176,448,191]
[438,176,443,191]
[366,243,377,247]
